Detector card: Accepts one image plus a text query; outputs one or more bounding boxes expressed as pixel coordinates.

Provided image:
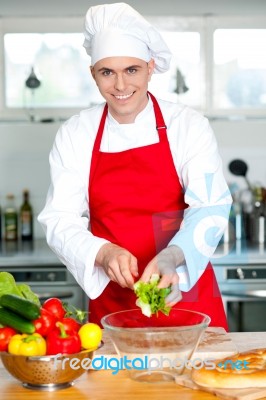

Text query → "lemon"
[78,323,102,349]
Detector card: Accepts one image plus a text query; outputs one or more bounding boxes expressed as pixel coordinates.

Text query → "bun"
[191,348,266,389]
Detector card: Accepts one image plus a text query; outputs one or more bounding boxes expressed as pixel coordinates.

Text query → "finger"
[165,283,182,305]
[139,260,159,283]
[157,272,179,289]
[119,256,136,288]
[129,256,139,279]
[107,260,129,288]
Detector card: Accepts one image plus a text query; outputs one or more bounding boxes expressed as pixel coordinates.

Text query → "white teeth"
[115,93,133,100]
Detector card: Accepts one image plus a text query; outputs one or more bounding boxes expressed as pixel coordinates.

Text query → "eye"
[127,68,137,74]
[102,69,112,76]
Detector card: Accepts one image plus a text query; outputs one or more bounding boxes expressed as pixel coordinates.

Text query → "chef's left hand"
[140,245,184,306]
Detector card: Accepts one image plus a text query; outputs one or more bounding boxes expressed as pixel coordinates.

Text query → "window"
[213,29,266,111]
[1,16,266,120]
[4,33,102,110]
[148,31,203,110]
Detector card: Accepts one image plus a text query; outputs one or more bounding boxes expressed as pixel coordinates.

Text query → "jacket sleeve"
[168,112,232,291]
[38,116,110,299]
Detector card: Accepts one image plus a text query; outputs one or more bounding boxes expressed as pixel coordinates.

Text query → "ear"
[90,66,96,81]
[147,59,155,81]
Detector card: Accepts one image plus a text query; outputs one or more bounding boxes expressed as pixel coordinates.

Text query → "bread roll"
[191,348,266,389]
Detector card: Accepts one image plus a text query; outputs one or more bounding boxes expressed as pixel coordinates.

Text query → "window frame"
[0,17,86,121]
[1,15,266,121]
[205,15,266,118]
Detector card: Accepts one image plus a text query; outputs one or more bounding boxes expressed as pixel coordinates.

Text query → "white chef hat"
[83,2,172,73]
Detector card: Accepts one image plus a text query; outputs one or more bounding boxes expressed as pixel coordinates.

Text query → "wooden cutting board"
[95,327,238,360]
[175,373,266,400]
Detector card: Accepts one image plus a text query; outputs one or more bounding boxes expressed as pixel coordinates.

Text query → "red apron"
[88,92,228,330]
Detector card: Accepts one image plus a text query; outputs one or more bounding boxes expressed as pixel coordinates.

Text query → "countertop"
[212,240,266,265]
[0,332,266,400]
[1,239,266,267]
[0,239,61,267]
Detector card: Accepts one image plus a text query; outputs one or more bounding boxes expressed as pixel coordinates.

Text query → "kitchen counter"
[1,239,266,268]
[0,332,266,400]
[0,239,61,267]
[212,240,266,265]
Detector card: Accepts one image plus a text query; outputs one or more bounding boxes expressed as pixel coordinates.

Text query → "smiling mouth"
[114,92,134,100]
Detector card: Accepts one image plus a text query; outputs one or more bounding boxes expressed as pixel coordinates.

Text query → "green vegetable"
[0,272,40,306]
[0,307,35,334]
[0,294,41,320]
[133,274,171,317]
[17,283,40,306]
[0,272,23,297]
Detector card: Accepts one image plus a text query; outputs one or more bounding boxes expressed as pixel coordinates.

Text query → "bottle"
[4,194,18,241]
[250,186,265,244]
[20,189,33,241]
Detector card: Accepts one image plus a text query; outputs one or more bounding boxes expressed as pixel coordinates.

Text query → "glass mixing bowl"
[101,308,210,382]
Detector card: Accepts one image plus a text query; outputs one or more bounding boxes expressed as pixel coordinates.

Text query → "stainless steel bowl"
[0,345,101,391]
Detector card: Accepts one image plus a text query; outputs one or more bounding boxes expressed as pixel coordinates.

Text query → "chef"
[38,3,232,329]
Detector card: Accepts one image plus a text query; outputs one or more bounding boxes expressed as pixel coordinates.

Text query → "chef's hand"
[95,243,138,289]
[140,245,184,306]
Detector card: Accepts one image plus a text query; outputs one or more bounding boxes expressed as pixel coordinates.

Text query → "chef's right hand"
[95,243,138,289]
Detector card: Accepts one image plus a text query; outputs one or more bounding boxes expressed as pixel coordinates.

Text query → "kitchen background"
[0,0,266,329]
[0,0,265,238]
[1,0,266,238]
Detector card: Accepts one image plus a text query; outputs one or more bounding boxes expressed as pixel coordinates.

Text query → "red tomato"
[42,298,66,320]
[60,317,82,332]
[0,327,17,352]
[33,307,57,337]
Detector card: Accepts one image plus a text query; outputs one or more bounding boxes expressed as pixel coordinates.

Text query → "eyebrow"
[97,64,143,73]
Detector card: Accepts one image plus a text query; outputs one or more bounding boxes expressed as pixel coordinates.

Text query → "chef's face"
[90,57,155,124]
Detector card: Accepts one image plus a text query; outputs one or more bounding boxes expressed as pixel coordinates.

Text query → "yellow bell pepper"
[8,333,46,356]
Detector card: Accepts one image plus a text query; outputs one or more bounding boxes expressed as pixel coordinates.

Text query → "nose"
[114,73,126,91]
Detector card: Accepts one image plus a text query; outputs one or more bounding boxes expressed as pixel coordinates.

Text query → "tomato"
[78,323,102,349]
[60,317,82,332]
[32,307,57,336]
[42,298,66,320]
[0,326,17,352]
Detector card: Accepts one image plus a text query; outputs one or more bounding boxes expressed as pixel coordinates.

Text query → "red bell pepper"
[46,321,81,355]
[32,307,57,337]
[0,326,17,352]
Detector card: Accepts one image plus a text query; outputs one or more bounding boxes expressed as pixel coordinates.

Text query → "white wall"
[0,121,59,238]
[0,117,265,238]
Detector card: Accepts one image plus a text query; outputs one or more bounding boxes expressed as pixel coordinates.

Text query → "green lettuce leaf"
[17,283,41,306]
[133,274,171,317]
[0,272,40,305]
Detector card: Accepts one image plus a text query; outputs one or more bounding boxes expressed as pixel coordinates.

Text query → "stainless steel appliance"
[0,240,88,311]
[214,264,266,332]
[2,266,88,311]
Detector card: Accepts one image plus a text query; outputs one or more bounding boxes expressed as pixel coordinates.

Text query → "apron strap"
[147,91,168,141]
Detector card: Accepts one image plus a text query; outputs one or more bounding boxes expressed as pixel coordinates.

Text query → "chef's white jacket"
[38,96,232,299]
